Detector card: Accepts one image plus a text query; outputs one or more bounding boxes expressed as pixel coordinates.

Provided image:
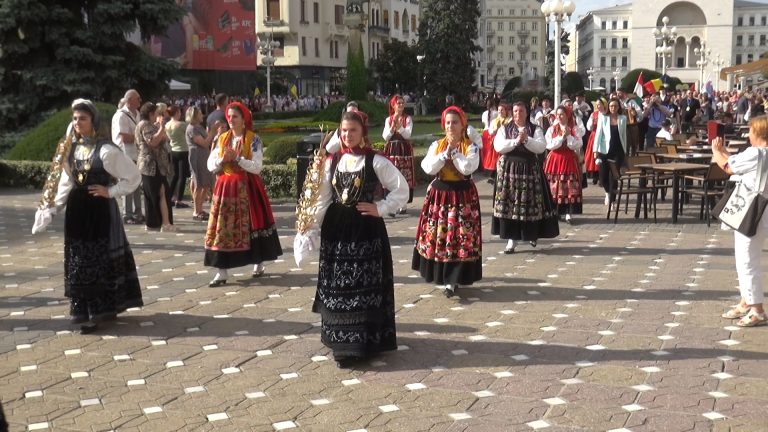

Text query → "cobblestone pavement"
[2,179,767,432]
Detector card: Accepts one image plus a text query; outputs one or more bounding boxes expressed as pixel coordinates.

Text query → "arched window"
[599,78,607,89]
[402,10,409,33]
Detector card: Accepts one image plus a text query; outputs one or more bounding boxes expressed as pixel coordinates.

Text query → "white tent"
[168,79,191,91]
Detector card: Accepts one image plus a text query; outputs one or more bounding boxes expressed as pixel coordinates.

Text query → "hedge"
[253,110,317,121]
[5,102,117,162]
[0,160,299,198]
[313,100,388,124]
[263,136,299,165]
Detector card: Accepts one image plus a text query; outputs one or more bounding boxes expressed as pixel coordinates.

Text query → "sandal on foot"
[736,311,767,327]
[722,305,750,319]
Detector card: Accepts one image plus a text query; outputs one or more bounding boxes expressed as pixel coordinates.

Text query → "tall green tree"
[371,40,419,96]
[0,0,183,129]
[417,0,481,106]
[346,36,367,101]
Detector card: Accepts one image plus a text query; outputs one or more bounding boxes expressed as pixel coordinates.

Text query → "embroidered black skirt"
[491,154,560,241]
[313,202,397,359]
[64,187,143,320]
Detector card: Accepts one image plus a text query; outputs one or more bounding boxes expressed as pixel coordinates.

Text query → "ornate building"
[574,0,768,92]
[475,0,547,92]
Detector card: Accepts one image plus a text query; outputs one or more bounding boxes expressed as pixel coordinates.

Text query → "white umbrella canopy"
[168,79,191,91]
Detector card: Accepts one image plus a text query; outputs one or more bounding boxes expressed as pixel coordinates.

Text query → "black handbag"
[712,149,768,237]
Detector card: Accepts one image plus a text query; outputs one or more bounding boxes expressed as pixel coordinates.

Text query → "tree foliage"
[501,77,522,100]
[346,36,367,101]
[0,0,184,129]
[371,40,420,96]
[562,72,586,96]
[417,0,481,106]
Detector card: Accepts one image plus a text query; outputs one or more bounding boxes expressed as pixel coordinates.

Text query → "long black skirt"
[491,155,560,241]
[313,203,397,359]
[64,188,143,320]
[142,172,173,229]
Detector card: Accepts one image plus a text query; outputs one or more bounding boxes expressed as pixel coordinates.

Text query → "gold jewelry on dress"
[39,132,75,209]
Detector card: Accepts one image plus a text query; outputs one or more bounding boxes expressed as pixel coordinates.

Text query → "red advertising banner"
[150,0,256,71]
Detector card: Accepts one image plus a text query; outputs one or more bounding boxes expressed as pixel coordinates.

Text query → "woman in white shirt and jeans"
[711,115,768,327]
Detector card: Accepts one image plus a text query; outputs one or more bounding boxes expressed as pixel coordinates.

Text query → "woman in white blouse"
[544,106,586,223]
[205,102,282,286]
[382,95,415,215]
[32,99,144,334]
[412,106,482,298]
[712,116,768,327]
[302,110,407,367]
[492,102,559,254]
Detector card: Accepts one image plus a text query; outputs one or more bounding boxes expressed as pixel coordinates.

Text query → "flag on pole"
[290,84,298,99]
[643,78,663,94]
[689,82,696,92]
[705,80,714,96]
[633,72,645,98]
[254,87,261,97]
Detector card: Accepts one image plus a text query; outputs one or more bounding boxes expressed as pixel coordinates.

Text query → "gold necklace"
[73,137,96,185]
[331,157,365,205]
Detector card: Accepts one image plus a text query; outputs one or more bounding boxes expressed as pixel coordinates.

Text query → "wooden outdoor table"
[634,163,709,223]
[656,153,713,163]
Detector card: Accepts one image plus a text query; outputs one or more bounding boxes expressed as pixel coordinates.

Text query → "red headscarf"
[339,110,374,155]
[552,105,576,136]
[441,105,467,130]
[388,95,404,123]
[225,101,252,131]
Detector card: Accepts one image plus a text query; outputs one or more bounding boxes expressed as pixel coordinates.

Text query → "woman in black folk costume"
[382,94,415,215]
[412,106,483,298]
[492,102,559,254]
[32,99,143,334]
[300,111,408,368]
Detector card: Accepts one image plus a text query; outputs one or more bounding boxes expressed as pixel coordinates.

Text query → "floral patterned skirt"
[412,179,482,286]
[64,187,143,320]
[314,202,397,358]
[544,149,583,214]
[492,154,560,240]
[204,171,282,269]
[384,139,414,203]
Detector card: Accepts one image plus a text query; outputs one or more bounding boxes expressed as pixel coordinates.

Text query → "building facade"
[475,0,547,92]
[574,0,768,93]
[254,0,419,96]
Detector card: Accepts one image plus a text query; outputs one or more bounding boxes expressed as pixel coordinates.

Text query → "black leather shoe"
[504,246,515,254]
[80,322,98,334]
[209,279,227,287]
[444,285,456,298]
[529,240,537,248]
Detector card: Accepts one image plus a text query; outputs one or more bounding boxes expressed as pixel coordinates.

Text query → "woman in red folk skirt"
[382,94,415,215]
[584,98,607,184]
[544,106,584,224]
[481,102,512,180]
[412,106,482,299]
[205,102,282,286]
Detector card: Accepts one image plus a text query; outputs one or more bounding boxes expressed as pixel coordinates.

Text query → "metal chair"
[606,160,657,223]
[681,163,730,226]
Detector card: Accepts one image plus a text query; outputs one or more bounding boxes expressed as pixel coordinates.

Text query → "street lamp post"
[694,41,710,93]
[541,0,577,107]
[652,16,676,76]
[612,68,622,92]
[586,67,595,91]
[258,22,281,112]
[712,54,725,93]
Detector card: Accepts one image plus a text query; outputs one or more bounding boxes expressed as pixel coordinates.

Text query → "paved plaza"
[1,180,767,432]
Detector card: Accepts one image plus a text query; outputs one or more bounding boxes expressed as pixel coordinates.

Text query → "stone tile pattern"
[1,181,766,432]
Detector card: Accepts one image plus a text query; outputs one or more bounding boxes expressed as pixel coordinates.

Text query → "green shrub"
[0,159,298,198]
[371,141,386,152]
[263,135,299,165]
[5,102,117,161]
[258,120,338,132]
[260,164,297,198]
[253,110,316,121]
[0,160,50,189]
[313,100,388,124]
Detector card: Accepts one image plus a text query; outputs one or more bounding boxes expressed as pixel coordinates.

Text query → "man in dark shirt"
[206,93,229,133]
[736,93,749,124]
[681,90,701,133]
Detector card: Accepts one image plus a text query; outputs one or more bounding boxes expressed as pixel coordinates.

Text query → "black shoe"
[397,208,407,215]
[209,279,227,287]
[70,315,89,324]
[175,201,190,209]
[444,285,456,298]
[252,266,265,278]
[504,247,515,254]
[334,356,361,368]
[529,240,537,248]
[592,177,599,185]
[388,213,396,218]
[80,322,98,334]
